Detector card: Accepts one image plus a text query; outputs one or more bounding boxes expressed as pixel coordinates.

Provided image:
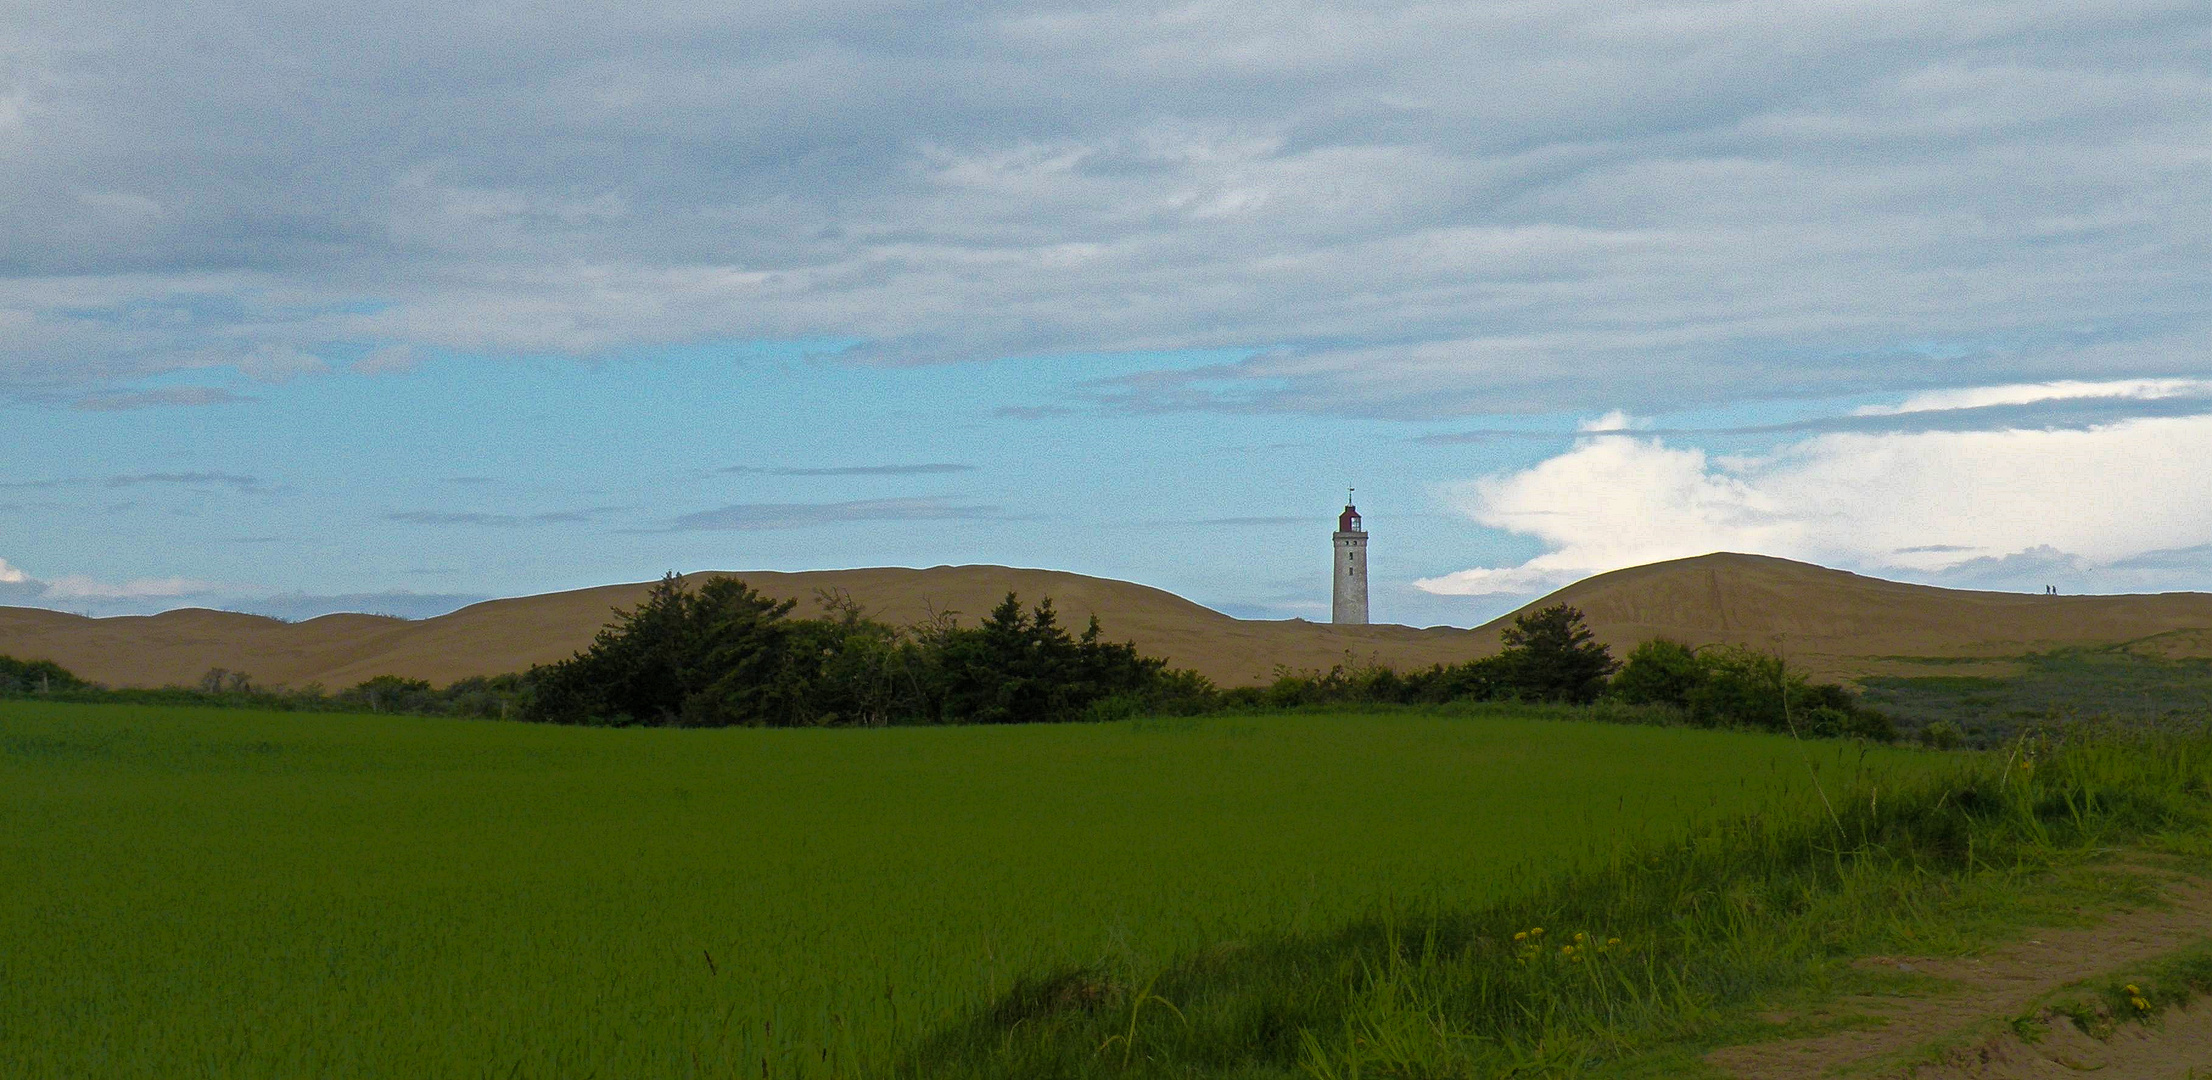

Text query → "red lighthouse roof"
[1337,505,1363,532]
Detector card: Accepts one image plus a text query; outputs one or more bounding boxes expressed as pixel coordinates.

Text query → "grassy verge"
[2031,939,2212,1042]
[901,731,2212,1078]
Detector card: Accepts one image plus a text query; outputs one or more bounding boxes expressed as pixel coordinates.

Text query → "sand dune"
[1528,553,2212,677]
[5,554,2211,690]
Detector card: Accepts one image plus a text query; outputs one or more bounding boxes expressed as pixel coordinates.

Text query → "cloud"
[0,556,483,619]
[1855,378,2212,417]
[1577,410,1639,433]
[719,463,976,477]
[386,507,623,527]
[4,2,2207,416]
[228,591,485,621]
[36,574,217,601]
[663,497,1003,531]
[1418,388,2212,445]
[105,471,263,493]
[1417,409,2212,597]
[352,345,420,375]
[72,386,255,411]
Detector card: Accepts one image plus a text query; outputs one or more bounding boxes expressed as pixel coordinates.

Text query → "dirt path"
[1707,869,2212,1079]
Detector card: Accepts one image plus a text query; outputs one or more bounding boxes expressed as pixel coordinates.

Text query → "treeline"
[530,576,1200,726]
[1226,605,1898,741]
[0,660,529,720]
[0,578,1900,740]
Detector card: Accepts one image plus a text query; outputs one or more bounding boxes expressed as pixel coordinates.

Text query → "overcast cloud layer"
[5,2,2212,624]
[5,1,2208,414]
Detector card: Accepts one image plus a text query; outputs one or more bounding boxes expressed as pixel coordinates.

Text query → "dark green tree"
[0,655,87,695]
[685,577,804,725]
[931,593,1166,724]
[1496,603,1618,703]
[529,573,801,726]
[1609,638,1704,708]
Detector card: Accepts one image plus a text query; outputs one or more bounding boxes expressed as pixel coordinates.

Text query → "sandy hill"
[1474,553,2212,679]
[0,566,1483,691]
[5,554,2211,691]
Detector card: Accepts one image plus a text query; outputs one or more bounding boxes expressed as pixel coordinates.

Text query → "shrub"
[1607,638,1896,741]
[1919,719,1966,750]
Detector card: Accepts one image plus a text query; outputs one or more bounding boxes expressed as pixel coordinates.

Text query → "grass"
[902,729,2212,1078]
[0,700,1935,1078]
[1861,645,2212,742]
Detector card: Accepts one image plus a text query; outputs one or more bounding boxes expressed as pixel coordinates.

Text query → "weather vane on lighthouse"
[1332,490,1368,625]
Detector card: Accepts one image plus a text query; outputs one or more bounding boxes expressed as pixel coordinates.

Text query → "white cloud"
[233,344,330,383]
[38,574,215,600]
[76,191,164,218]
[1856,377,2212,416]
[0,559,223,613]
[0,556,477,619]
[352,345,419,375]
[1418,410,2212,596]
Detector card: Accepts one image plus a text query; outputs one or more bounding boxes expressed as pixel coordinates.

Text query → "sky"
[3,1,2209,626]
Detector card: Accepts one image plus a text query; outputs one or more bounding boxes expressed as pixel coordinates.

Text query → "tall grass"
[906,730,2212,1077]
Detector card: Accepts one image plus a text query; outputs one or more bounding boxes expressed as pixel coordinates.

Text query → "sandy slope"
[1535,553,2212,676]
[0,565,1483,690]
[5,553,2212,690]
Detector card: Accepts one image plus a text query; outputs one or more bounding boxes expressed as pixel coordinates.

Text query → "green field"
[0,702,1937,1078]
[1861,645,2212,742]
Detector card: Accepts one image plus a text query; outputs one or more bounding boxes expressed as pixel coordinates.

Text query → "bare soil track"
[1709,867,2212,1078]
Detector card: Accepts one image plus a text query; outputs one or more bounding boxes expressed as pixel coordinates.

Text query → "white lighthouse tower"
[1332,492,1368,625]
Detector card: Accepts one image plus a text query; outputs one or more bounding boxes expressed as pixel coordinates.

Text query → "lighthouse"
[1332,494,1368,625]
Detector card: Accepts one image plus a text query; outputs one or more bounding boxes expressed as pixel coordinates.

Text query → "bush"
[1610,639,1702,708]
[1608,638,1896,741]
[1919,719,1966,750]
[0,655,89,695]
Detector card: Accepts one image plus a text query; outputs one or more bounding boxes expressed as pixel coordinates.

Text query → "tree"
[686,577,804,725]
[0,655,87,695]
[1609,638,1704,708]
[1496,604,1618,703]
[528,573,800,726]
[931,593,1168,724]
